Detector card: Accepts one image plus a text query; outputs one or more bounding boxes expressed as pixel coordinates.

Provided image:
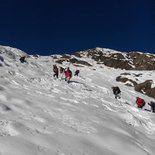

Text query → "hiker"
[74,70,79,76]
[64,67,72,83]
[112,86,121,99]
[136,97,145,108]
[53,64,59,79]
[19,56,26,63]
[148,101,155,113]
[59,66,65,80]
[60,66,65,74]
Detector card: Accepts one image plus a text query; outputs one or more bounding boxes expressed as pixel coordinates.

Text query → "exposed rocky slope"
[52,47,155,70]
[73,48,155,70]
[116,73,155,98]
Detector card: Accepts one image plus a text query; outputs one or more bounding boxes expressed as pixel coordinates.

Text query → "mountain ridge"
[0,45,155,98]
[1,45,154,70]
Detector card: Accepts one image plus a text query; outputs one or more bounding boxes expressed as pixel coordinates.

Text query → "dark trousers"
[53,72,58,78]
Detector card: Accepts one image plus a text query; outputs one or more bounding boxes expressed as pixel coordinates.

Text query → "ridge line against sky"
[0,0,155,55]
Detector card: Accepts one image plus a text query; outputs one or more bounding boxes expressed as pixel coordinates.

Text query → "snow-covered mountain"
[0,45,155,155]
[59,47,155,70]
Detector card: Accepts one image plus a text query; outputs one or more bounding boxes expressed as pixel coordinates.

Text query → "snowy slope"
[0,46,155,155]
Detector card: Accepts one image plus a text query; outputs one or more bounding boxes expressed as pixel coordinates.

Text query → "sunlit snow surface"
[0,46,155,155]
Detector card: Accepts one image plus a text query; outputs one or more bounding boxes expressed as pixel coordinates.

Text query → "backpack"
[60,67,64,73]
[116,87,121,94]
[112,87,121,95]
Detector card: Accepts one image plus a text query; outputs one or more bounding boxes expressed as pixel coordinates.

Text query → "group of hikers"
[19,56,79,84]
[19,56,155,113]
[53,65,155,113]
[53,64,79,83]
[135,97,155,113]
[112,86,155,113]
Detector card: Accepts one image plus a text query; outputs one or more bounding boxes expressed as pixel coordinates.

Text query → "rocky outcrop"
[128,53,155,70]
[134,80,155,98]
[55,54,92,66]
[116,76,137,87]
[116,73,155,98]
[145,88,155,98]
[51,47,155,70]
[73,48,155,70]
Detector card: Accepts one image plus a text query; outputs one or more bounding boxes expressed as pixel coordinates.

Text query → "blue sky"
[0,0,155,55]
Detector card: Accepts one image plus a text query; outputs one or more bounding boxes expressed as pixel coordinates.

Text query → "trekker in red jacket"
[64,67,72,83]
[136,97,145,108]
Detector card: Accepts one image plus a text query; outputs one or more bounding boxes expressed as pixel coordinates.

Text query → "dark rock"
[70,58,92,66]
[52,56,58,59]
[73,52,82,58]
[73,48,155,70]
[55,59,64,64]
[33,54,39,58]
[116,76,137,86]
[61,54,71,59]
[145,88,155,98]
[120,73,131,75]
[133,73,142,77]
[135,80,153,94]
